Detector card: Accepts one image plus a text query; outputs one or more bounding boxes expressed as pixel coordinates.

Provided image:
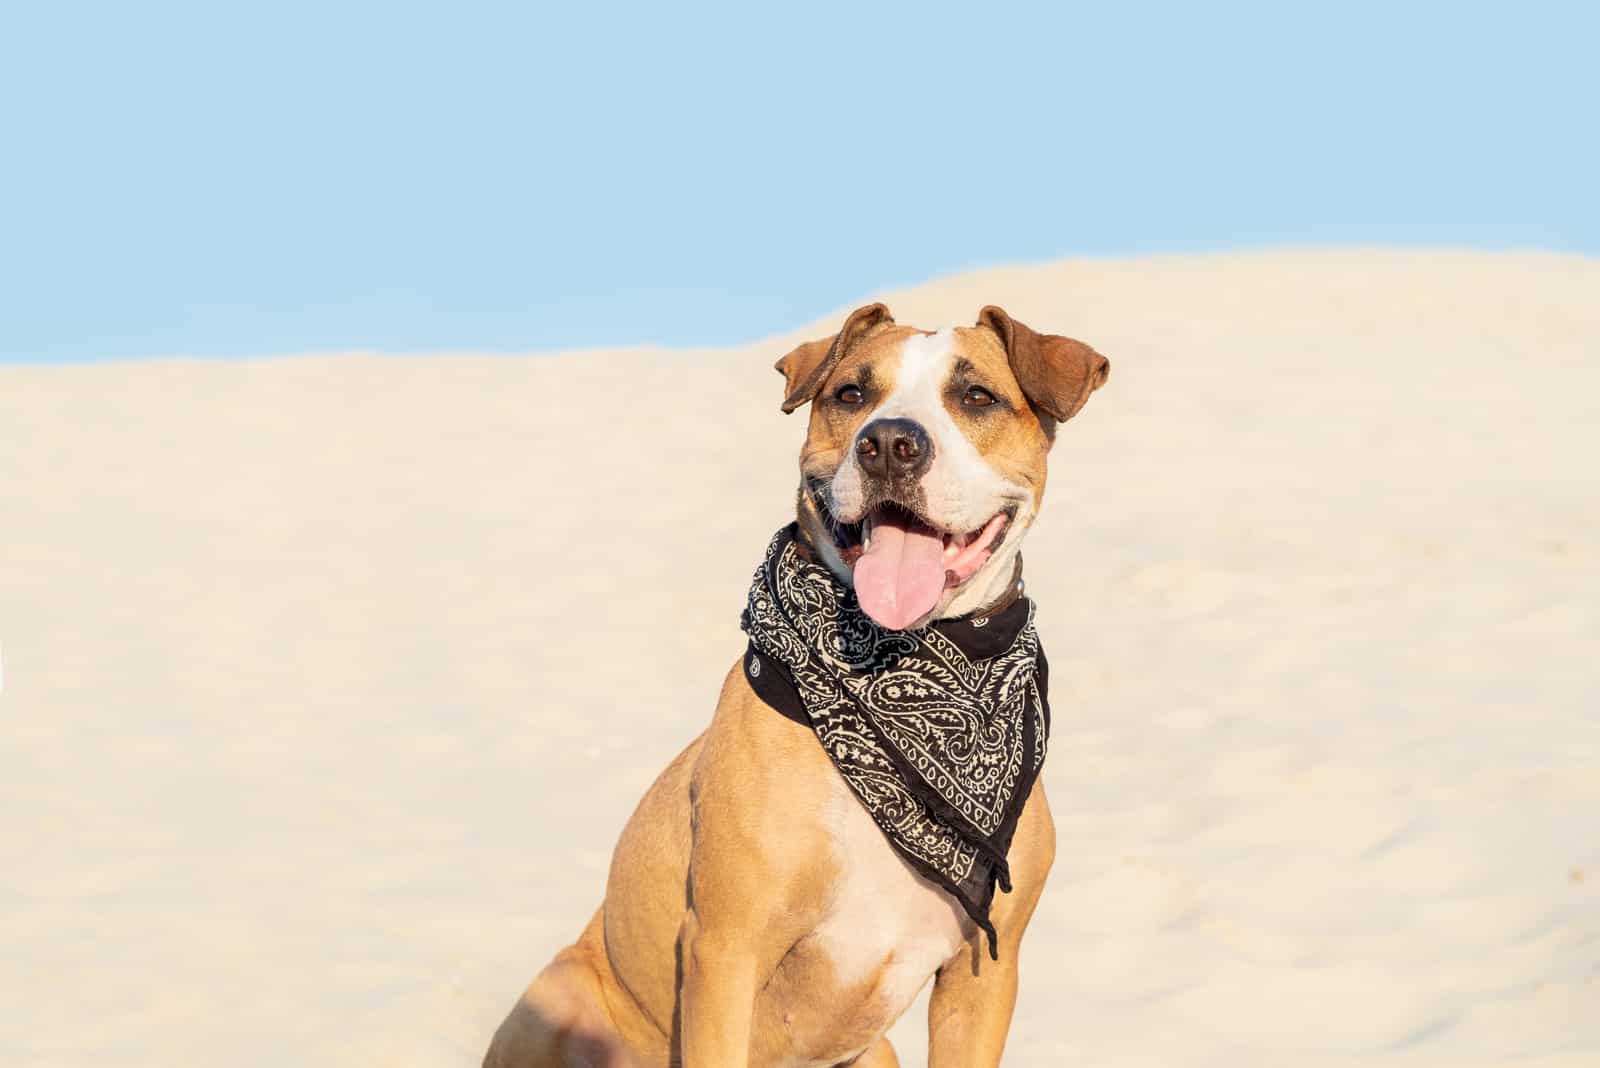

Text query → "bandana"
[740,524,1050,958]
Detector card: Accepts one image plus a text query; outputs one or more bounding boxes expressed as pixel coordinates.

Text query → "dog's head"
[776,303,1109,630]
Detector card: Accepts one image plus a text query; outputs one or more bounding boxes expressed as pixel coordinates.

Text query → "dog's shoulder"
[685,659,840,887]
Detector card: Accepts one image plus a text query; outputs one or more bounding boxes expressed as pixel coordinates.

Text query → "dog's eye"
[963,386,996,408]
[835,384,863,405]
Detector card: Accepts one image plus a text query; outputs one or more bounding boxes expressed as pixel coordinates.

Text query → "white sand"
[2,250,1596,1066]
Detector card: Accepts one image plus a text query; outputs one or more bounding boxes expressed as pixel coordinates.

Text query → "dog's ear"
[978,305,1109,423]
[775,303,894,413]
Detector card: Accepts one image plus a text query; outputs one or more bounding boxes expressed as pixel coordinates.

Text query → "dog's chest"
[802,784,972,1036]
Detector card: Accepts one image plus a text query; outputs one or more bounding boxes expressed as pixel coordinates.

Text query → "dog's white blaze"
[828,329,1033,619]
[865,330,1020,534]
[832,329,1017,537]
[812,784,970,1037]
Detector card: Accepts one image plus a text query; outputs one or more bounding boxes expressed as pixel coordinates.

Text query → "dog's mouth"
[811,483,1016,630]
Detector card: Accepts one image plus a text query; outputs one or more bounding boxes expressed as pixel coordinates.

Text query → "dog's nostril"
[856,418,929,475]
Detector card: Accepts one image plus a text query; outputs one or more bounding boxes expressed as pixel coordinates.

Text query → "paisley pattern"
[740,525,1049,957]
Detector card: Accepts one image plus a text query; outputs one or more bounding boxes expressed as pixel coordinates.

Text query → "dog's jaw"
[936,507,1031,618]
[797,483,856,585]
[796,480,1033,626]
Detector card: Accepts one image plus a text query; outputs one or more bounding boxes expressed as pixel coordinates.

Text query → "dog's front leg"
[674,668,838,1066]
[927,784,1055,1067]
[676,905,764,1066]
[675,737,823,1065]
[926,945,1021,1068]
[676,837,817,1067]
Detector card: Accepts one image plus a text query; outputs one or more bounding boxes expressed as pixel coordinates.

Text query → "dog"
[485,303,1109,1067]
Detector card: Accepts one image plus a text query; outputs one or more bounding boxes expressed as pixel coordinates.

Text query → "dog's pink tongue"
[853,512,946,630]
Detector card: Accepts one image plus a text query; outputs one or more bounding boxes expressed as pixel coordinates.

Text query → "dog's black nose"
[855,418,932,479]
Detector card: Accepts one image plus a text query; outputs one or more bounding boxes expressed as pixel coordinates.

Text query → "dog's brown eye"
[963,386,996,408]
[835,384,863,405]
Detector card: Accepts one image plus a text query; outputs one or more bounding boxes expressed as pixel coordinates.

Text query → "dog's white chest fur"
[807,781,972,1038]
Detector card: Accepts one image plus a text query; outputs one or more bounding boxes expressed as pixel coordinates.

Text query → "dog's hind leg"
[483,940,644,1068]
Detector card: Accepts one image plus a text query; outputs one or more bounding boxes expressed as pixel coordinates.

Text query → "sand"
[2,249,1596,1066]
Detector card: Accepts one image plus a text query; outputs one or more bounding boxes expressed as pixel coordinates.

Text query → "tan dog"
[485,304,1109,1067]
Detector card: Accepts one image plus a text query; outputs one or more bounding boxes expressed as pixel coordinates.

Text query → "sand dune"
[2,249,1597,1066]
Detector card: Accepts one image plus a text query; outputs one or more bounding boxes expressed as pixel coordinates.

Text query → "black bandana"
[739,524,1050,958]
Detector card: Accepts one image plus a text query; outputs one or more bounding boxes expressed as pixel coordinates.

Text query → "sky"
[2,1,1595,362]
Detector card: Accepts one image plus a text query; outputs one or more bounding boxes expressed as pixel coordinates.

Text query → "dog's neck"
[793,488,1025,624]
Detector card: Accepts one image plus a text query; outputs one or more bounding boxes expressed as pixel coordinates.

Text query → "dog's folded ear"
[775,303,894,413]
[977,305,1109,423]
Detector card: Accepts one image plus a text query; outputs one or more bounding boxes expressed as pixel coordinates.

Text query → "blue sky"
[2,2,1595,362]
